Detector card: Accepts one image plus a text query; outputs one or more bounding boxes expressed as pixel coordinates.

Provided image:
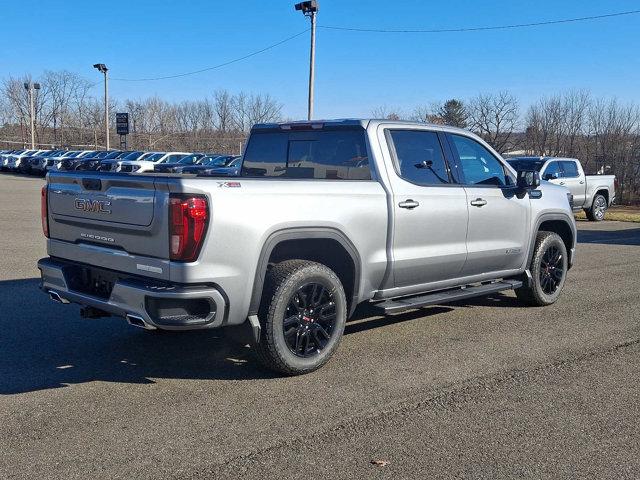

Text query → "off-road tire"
[255,260,347,375]
[515,231,568,306]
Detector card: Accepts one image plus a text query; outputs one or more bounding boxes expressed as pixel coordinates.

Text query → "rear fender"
[248,227,362,317]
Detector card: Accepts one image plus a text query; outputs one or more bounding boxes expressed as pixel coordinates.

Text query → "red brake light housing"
[169,195,208,262]
[41,185,49,238]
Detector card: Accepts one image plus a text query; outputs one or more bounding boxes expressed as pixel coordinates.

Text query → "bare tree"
[371,105,404,121]
[587,98,640,203]
[213,90,234,132]
[233,92,282,132]
[468,91,519,153]
[409,103,443,124]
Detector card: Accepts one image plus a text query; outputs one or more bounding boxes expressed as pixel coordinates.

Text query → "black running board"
[372,280,523,314]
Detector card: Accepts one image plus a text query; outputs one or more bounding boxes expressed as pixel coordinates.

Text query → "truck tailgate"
[47,172,169,260]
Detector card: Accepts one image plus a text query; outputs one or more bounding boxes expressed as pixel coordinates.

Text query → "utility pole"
[93,63,110,150]
[294,1,319,120]
[24,82,40,149]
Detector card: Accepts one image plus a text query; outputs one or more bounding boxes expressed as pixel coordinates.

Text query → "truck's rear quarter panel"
[168,177,388,325]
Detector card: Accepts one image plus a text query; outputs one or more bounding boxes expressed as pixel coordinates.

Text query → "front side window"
[388,130,450,185]
[560,161,579,178]
[449,134,508,187]
[543,161,563,180]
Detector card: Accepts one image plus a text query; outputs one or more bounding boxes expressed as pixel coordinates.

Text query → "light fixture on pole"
[294,1,318,120]
[93,63,110,150]
[24,82,40,149]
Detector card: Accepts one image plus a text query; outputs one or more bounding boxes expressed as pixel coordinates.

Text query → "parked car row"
[0,148,242,177]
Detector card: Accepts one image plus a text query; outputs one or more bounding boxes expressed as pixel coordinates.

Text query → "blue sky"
[3,0,639,119]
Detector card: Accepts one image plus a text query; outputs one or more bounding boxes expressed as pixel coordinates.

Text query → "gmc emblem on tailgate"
[74,198,112,214]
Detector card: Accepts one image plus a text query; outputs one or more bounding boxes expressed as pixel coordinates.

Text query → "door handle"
[559,181,565,186]
[579,180,585,184]
[470,198,487,207]
[398,199,420,209]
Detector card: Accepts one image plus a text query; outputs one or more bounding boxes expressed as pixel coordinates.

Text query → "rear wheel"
[586,194,607,221]
[255,260,347,375]
[515,231,568,306]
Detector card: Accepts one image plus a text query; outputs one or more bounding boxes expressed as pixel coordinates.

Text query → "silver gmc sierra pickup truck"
[38,119,577,375]
[507,156,616,221]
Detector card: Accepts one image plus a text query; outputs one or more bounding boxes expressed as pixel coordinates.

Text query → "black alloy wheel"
[282,283,337,358]
[539,245,564,295]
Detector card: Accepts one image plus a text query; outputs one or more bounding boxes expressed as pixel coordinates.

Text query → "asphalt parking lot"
[1,173,639,479]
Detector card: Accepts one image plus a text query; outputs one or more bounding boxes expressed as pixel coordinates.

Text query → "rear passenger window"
[560,161,579,178]
[388,130,450,185]
[242,129,370,180]
[242,133,289,177]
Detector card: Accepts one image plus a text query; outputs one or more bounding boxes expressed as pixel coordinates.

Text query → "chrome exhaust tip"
[49,291,70,304]
[125,314,157,330]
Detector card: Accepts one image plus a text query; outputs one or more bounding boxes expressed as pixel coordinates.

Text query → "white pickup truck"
[507,157,616,221]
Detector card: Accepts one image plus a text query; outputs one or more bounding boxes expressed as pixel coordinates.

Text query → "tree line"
[0,70,283,154]
[1,71,639,203]
[373,91,640,204]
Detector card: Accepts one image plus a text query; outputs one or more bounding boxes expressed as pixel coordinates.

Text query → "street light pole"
[308,9,317,121]
[24,82,40,149]
[294,1,319,121]
[93,63,110,150]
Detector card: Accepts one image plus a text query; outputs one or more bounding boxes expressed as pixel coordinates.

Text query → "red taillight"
[169,195,208,262]
[41,185,49,238]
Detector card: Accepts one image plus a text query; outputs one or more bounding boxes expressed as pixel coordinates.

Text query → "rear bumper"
[38,257,228,330]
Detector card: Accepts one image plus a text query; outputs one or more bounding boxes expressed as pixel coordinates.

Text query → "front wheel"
[515,231,568,306]
[255,260,347,375]
[586,194,607,221]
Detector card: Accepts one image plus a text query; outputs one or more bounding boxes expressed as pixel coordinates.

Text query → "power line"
[94,9,639,85]
[111,29,310,82]
[318,9,640,33]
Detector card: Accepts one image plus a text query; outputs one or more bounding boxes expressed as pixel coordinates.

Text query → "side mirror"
[517,170,540,190]
[542,172,558,181]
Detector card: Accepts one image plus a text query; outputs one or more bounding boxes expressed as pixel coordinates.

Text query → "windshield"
[228,157,242,168]
[122,151,144,161]
[177,154,204,164]
[507,159,546,172]
[199,156,228,167]
[145,153,165,162]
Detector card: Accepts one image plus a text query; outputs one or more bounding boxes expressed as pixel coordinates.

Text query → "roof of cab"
[252,118,471,133]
